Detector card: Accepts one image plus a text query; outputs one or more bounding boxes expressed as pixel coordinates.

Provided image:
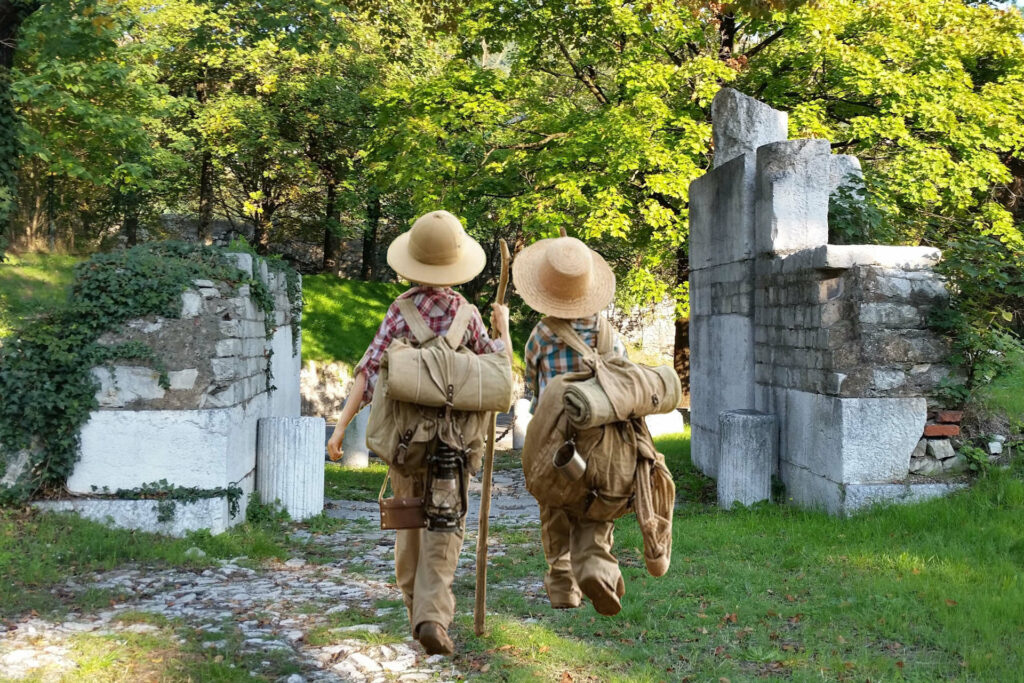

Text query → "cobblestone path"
[0,470,542,682]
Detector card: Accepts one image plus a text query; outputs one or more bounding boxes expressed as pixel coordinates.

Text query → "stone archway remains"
[688,89,961,515]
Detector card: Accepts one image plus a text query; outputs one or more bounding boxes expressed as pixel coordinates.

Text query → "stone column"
[717,409,777,509]
[512,398,532,450]
[257,416,326,520]
[340,405,371,468]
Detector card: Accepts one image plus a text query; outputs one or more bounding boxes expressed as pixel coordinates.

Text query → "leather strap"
[444,302,476,349]
[396,298,435,345]
[378,468,392,504]
[595,316,614,355]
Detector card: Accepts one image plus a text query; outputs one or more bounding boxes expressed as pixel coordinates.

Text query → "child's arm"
[325,300,400,461]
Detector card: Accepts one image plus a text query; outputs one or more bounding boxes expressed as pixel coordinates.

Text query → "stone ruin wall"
[690,89,961,515]
[604,297,677,360]
[38,252,302,534]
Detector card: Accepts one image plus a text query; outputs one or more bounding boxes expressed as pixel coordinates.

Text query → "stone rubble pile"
[910,410,968,476]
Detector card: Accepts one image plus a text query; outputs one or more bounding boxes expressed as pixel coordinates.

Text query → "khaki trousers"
[539,504,622,607]
[391,468,468,636]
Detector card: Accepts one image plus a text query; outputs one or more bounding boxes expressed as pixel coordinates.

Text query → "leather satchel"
[378,470,427,530]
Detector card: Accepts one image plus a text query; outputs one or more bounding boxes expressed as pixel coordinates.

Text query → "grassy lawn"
[453,434,1024,682]
[975,349,1024,427]
[301,274,404,365]
[0,252,80,335]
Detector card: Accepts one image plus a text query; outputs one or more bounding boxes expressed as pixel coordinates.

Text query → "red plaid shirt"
[354,286,504,409]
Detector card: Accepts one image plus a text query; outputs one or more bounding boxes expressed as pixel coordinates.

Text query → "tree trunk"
[124,212,138,247]
[361,190,380,280]
[253,202,274,255]
[195,80,213,244]
[322,176,341,273]
[674,244,691,408]
[198,150,213,243]
[0,1,40,233]
[718,13,737,61]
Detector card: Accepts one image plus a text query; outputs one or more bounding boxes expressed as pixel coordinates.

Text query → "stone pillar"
[511,398,532,450]
[257,417,325,520]
[717,409,777,509]
[340,405,371,468]
[688,90,788,477]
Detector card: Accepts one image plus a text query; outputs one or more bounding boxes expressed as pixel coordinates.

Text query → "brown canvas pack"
[366,298,509,475]
[521,316,676,576]
[385,336,514,413]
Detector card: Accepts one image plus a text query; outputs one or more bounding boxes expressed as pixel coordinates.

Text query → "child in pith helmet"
[327,210,512,655]
[513,235,629,615]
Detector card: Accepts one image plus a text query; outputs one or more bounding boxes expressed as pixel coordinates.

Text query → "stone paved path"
[0,469,542,682]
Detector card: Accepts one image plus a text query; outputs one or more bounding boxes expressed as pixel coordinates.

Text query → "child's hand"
[326,430,345,461]
[490,303,510,336]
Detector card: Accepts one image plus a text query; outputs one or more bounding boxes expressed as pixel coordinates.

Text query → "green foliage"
[827,180,888,245]
[976,350,1024,426]
[958,444,991,474]
[95,478,246,521]
[931,234,1024,404]
[0,241,300,504]
[245,490,291,526]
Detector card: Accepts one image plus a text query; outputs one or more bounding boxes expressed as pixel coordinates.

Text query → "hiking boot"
[417,621,454,656]
[579,576,622,616]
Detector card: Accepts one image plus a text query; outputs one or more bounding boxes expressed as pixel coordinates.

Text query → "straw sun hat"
[387,210,486,287]
[512,236,616,318]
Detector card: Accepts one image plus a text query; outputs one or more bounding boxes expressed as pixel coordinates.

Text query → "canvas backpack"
[365,298,512,476]
[521,316,676,576]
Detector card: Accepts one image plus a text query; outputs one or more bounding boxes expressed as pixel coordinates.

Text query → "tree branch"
[555,37,609,105]
[742,28,785,60]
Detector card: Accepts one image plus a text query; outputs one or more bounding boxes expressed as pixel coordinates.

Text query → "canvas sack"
[366,299,509,475]
[384,303,514,412]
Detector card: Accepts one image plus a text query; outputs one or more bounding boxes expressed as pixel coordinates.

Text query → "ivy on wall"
[0,241,301,504]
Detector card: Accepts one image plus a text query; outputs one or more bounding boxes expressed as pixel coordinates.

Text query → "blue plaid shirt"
[524,315,627,410]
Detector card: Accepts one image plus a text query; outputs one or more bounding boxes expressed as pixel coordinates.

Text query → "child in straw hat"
[513,235,629,615]
[327,210,511,655]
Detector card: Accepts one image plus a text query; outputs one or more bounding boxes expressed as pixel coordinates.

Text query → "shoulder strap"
[542,316,597,359]
[444,302,477,349]
[396,298,435,345]
[595,316,614,355]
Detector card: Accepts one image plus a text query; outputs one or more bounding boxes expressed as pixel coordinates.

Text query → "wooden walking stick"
[474,238,510,636]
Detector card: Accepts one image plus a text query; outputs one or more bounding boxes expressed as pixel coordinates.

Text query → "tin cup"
[552,441,586,481]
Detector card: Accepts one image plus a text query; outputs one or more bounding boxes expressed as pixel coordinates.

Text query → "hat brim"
[387,231,487,287]
[512,239,616,318]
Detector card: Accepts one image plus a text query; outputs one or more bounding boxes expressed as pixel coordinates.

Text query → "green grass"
[324,460,389,501]
[976,349,1024,425]
[301,275,404,365]
[0,508,292,618]
[0,252,80,335]
[452,433,1024,682]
